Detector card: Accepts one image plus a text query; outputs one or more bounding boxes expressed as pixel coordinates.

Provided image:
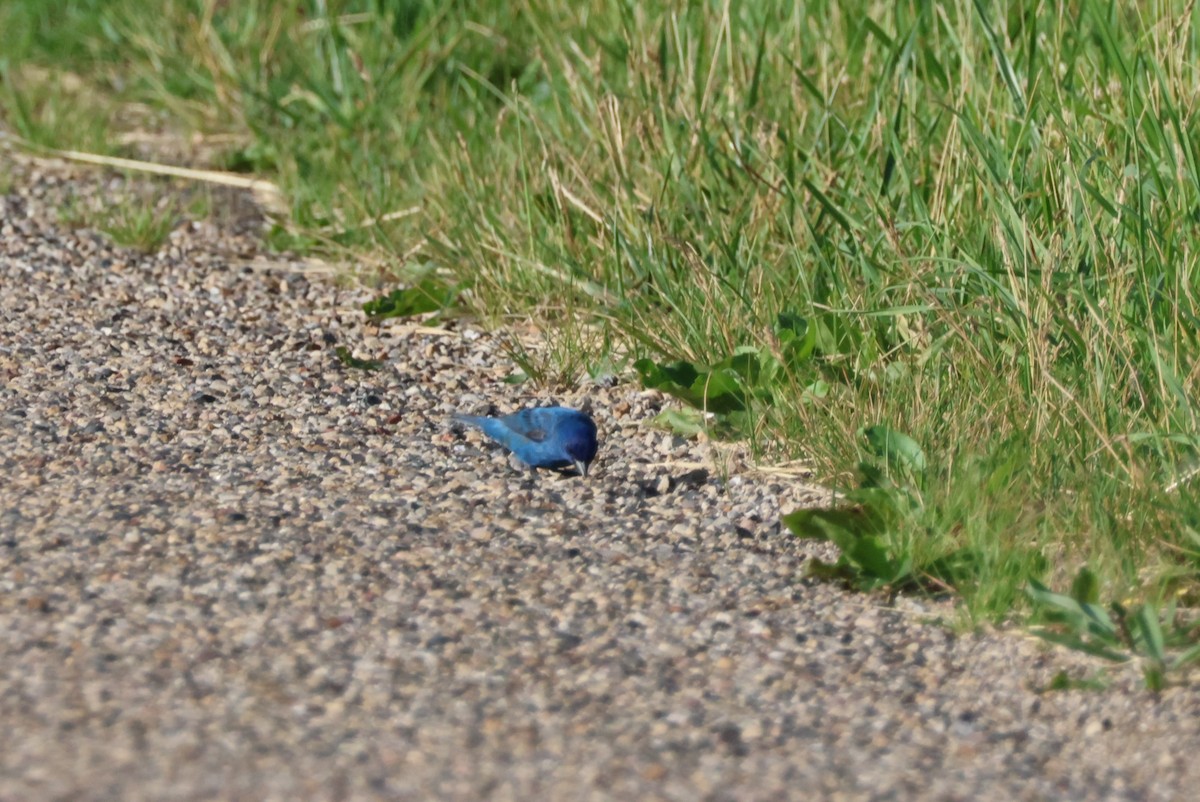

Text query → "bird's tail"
[452,413,487,429]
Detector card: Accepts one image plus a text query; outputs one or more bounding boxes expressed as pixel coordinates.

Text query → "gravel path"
[2,159,1199,801]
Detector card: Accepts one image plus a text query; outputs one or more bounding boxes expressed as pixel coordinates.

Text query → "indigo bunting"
[455,406,599,476]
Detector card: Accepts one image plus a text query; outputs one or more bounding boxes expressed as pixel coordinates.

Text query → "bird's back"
[455,406,597,472]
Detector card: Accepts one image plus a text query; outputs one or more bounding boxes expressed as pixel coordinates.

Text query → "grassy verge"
[4,0,1200,662]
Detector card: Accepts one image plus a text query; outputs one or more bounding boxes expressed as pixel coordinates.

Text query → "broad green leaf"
[814,313,863,358]
[1029,628,1131,663]
[1170,641,1200,670]
[635,358,748,413]
[1027,581,1091,620]
[1027,580,1120,642]
[701,368,749,412]
[1069,567,1100,605]
[1134,606,1166,663]
[1079,602,1120,640]
[775,312,817,364]
[725,348,777,388]
[862,424,927,473]
[802,379,830,401]
[1143,665,1165,692]
[805,558,857,582]
[783,490,912,590]
[363,279,454,319]
[782,507,877,544]
[650,408,707,437]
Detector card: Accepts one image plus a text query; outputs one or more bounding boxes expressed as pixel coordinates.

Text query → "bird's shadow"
[637,467,710,498]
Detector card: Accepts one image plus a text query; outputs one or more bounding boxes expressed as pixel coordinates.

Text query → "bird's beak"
[575,460,588,477]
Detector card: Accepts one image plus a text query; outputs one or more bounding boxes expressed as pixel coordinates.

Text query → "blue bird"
[454,406,599,476]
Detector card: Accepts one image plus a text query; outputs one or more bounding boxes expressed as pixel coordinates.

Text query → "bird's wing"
[499,409,552,442]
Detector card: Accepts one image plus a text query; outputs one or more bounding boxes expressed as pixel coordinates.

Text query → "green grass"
[98,196,178,252]
[4,1,1200,647]
[53,183,193,252]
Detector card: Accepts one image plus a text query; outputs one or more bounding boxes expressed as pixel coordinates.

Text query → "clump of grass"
[4,0,1200,637]
[98,196,177,252]
[1027,567,1200,691]
[498,313,615,390]
[53,188,178,252]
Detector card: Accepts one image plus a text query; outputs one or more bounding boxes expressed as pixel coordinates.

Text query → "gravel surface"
[2,156,1199,801]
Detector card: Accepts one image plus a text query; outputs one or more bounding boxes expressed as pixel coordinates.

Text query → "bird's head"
[560,414,599,476]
